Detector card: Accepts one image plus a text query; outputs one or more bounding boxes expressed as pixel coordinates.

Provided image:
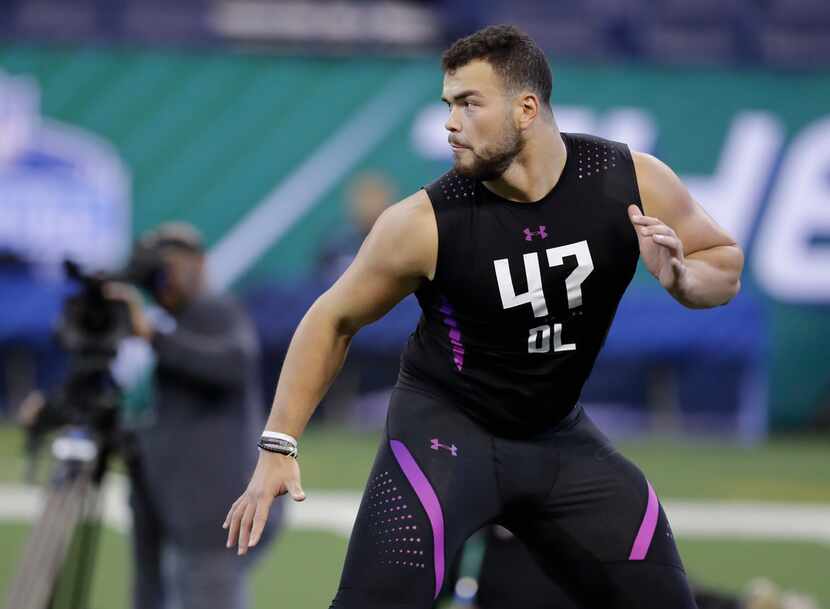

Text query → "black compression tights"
[329,387,697,609]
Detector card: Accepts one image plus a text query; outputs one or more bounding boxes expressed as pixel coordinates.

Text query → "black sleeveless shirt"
[398,132,643,436]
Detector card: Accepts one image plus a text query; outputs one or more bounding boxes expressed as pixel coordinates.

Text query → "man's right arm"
[224,189,437,554]
[266,189,436,439]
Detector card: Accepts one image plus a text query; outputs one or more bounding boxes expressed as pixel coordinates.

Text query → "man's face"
[157,248,204,310]
[441,60,524,181]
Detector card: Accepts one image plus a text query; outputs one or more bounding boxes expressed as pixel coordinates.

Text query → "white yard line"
[2,477,829,545]
[663,500,830,544]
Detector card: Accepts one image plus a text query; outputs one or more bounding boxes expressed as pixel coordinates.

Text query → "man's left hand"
[628,204,690,295]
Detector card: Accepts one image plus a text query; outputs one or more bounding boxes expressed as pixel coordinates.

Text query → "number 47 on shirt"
[493,240,594,354]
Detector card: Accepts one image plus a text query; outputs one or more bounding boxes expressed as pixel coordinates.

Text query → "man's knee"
[604,561,698,609]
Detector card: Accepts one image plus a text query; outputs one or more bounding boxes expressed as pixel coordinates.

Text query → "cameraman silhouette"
[106,223,279,609]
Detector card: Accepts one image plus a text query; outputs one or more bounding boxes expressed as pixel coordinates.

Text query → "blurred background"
[0,0,828,608]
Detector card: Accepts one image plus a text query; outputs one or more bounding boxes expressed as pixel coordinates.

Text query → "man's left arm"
[151,307,258,388]
[630,152,744,309]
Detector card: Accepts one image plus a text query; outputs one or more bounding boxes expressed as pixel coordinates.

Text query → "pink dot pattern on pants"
[366,470,427,570]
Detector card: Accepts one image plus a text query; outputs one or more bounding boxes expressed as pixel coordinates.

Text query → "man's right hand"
[223,450,305,555]
[222,191,434,555]
[103,282,155,340]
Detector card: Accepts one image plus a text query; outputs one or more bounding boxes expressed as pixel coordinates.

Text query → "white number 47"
[493,240,594,354]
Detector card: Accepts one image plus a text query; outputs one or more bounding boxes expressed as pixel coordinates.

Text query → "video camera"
[29,240,168,438]
[58,235,167,350]
[57,260,131,360]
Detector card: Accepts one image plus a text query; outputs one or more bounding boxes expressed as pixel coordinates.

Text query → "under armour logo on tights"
[523,226,548,241]
[430,438,458,456]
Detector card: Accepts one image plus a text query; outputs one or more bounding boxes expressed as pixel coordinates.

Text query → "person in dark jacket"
[107,222,280,609]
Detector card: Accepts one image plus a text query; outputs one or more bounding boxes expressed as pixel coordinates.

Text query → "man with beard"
[223,25,744,609]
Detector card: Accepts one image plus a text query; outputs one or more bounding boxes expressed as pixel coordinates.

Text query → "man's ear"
[517,93,540,129]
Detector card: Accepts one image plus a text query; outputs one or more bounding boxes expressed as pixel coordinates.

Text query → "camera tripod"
[5,421,118,609]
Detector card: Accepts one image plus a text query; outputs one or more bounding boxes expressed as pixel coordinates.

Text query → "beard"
[453,119,524,182]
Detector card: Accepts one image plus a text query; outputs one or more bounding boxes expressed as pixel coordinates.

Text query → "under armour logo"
[430,438,458,456]
[523,226,548,241]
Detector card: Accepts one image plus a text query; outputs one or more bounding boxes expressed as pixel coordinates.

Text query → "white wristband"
[261,431,298,446]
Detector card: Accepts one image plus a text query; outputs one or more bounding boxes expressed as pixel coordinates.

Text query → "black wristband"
[257,438,298,458]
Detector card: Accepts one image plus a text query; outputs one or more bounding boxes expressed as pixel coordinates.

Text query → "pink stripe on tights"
[629,480,659,560]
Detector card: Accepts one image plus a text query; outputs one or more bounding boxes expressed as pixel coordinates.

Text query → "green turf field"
[1,423,828,608]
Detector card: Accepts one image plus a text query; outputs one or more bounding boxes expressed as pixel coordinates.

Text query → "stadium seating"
[758,0,830,67]
[2,0,829,68]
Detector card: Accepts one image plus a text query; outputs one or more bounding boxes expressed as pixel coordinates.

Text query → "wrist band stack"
[258,431,299,458]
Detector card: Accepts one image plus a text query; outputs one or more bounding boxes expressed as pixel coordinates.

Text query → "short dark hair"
[141,222,204,255]
[441,25,552,109]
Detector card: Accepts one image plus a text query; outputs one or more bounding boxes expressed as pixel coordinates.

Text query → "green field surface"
[1,423,828,608]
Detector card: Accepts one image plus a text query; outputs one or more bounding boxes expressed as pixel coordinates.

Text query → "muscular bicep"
[314,191,436,336]
[634,152,737,256]
[321,240,421,335]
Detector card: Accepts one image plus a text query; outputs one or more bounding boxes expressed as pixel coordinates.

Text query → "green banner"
[1,45,828,427]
